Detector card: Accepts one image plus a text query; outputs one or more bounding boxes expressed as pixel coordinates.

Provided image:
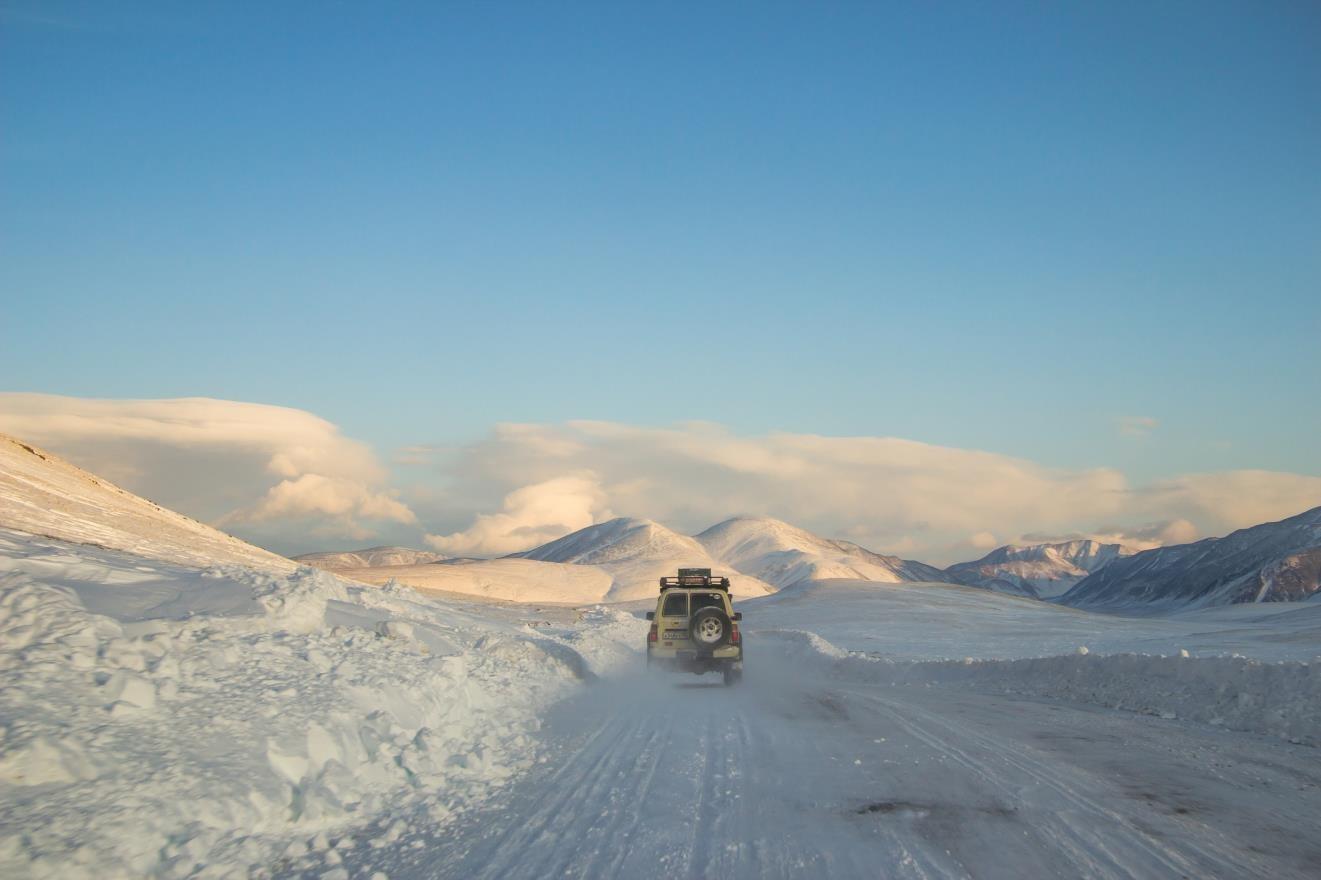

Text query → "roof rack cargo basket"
[659,568,730,592]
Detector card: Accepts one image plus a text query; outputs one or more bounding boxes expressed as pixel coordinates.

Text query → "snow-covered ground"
[4,530,1319,879]
[0,528,642,879]
[746,578,1321,663]
[342,632,1321,880]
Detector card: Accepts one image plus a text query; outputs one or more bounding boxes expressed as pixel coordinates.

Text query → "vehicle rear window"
[661,592,688,617]
[690,593,725,612]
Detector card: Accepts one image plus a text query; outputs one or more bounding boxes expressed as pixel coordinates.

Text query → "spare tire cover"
[689,606,731,650]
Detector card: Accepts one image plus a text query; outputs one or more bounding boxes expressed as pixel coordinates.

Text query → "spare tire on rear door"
[689,606,731,653]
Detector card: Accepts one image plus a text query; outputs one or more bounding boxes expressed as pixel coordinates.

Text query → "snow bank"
[0,537,638,879]
[758,630,1321,748]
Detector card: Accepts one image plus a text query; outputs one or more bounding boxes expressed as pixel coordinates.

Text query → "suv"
[645,568,744,686]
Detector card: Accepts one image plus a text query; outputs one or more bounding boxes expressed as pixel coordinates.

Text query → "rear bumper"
[647,645,742,673]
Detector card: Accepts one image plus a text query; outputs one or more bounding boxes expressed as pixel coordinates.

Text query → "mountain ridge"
[946,539,1135,599]
[1060,506,1321,609]
[295,546,447,570]
[695,515,948,589]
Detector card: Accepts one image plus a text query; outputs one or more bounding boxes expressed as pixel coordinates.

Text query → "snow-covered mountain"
[515,517,776,601]
[1061,506,1321,610]
[695,516,948,589]
[0,432,295,573]
[946,540,1135,599]
[295,546,447,570]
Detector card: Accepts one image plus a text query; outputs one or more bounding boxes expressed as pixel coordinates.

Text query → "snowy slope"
[333,557,615,604]
[1061,506,1321,610]
[295,546,447,570]
[0,433,295,573]
[696,516,949,589]
[946,539,1134,599]
[515,517,775,601]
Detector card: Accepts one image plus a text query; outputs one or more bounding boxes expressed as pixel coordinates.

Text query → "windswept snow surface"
[349,632,1321,880]
[696,516,948,589]
[0,433,295,573]
[0,528,642,879]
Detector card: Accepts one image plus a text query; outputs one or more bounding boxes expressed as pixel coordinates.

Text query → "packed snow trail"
[344,646,1321,880]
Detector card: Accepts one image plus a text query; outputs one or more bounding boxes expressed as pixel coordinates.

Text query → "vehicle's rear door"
[658,591,689,645]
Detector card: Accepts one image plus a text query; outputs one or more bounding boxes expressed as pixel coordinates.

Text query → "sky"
[2,2,1319,562]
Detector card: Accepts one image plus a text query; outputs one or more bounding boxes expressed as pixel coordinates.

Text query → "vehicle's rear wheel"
[722,664,742,686]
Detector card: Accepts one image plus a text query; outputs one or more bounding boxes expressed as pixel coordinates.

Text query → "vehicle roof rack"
[659,568,730,592]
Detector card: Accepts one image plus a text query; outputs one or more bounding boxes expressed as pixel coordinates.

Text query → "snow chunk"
[102,670,157,710]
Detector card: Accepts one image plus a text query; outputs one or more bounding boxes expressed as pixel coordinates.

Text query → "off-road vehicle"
[645,568,744,686]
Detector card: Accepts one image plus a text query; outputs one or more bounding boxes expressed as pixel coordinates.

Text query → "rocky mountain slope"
[1060,506,1321,609]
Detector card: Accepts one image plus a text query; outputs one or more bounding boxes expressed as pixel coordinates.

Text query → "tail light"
[730,624,740,645]
[648,624,658,643]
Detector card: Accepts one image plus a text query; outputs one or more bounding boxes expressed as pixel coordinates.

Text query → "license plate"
[663,629,688,639]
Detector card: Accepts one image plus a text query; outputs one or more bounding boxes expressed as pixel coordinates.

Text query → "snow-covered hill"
[295,546,447,571]
[515,517,776,601]
[695,516,949,589]
[0,433,295,573]
[1061,506,1321,610]
[946,539,1134,599]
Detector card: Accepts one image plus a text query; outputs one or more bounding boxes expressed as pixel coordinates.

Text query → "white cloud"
[1023,518,1201,552]
[424,474,609,557]
[1138,471,1321,533]
[0,393,416,549]
[224,474,416,526]
[432,422,1321,564]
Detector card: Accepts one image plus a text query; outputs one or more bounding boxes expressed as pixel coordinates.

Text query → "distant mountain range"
[4,427,1317,610]
[946,540,1136,599]
[512,517,777,601]
[294,546,447,570]
[695,516,946,588]
[1059,506,1321,610]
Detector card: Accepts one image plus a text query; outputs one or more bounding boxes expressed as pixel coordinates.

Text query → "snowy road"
[349,646,1321,880]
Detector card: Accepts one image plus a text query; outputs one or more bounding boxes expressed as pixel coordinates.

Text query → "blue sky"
[3,1,1319,494]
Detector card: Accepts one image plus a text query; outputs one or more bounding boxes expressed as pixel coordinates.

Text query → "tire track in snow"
[861,690,1192,877]
[458,719,625,878]
[850,687,1270,879]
